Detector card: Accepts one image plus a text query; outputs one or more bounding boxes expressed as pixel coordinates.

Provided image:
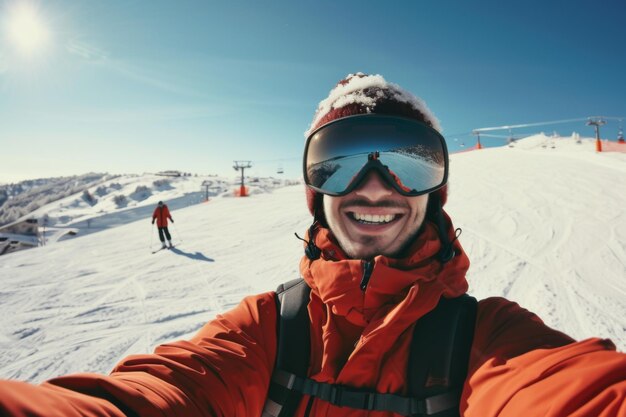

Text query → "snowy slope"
[0,135,624,383]
[447,136,626,347]
[10,174,292,244]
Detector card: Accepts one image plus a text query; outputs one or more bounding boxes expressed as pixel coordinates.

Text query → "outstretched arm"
[464,297,626,417]
[0,293,278,417]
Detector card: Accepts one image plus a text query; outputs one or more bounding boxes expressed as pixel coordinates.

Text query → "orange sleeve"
[463,297,626,416]
[0,292,278,417]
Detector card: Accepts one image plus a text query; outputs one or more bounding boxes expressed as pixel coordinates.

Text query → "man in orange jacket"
[152,200,174,249]
[0,74,624,416]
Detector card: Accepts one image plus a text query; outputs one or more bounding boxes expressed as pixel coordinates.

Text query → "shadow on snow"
[169,247,214,262]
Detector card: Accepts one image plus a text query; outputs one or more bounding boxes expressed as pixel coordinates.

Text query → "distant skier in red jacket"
[152,201,174,249]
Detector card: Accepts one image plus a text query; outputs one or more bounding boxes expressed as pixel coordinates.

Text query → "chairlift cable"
[474,117,589,133]
[252,156,301,164]
[478,133,513,139]
[588,116,625,121]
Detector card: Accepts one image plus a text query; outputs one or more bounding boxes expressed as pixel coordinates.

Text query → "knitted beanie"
[304,73,448,217]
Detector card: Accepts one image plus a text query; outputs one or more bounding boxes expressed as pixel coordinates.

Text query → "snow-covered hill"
[0,135,624,383]
[0,173,110,227]
[1,173,296,247]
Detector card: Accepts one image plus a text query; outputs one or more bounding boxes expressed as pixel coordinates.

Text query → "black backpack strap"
[264,282,477,417]
[263,279,311,417]
[268,369,460,416]
[408,294,478,416]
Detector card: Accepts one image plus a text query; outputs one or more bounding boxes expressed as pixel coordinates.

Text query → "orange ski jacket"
[152,205,172,228]
[0,219,624,416]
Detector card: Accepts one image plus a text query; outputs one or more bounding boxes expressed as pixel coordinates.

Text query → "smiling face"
[323,170,429,259]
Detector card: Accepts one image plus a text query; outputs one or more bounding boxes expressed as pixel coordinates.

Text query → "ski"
[152,244,177,254]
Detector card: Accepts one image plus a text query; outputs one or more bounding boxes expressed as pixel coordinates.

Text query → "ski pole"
[150,222,155,250]
[172,222,183,244]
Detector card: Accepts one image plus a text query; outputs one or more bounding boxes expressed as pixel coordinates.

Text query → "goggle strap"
[294,222,322,261]
[435,198,455,264]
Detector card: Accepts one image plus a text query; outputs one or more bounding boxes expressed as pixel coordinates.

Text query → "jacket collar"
[300,218,470,326]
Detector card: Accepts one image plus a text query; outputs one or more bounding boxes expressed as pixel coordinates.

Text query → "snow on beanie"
[304,73,448,217]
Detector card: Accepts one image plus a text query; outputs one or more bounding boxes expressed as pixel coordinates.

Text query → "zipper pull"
[360,260,374,291]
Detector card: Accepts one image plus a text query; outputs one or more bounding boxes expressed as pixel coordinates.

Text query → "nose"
[353,170,394,201]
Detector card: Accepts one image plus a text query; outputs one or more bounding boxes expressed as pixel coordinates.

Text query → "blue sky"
[0,0,624,182]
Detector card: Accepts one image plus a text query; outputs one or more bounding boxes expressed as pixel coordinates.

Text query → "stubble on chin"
[344,236,382,259]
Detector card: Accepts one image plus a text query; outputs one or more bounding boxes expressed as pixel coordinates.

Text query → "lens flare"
[5,2,49,56]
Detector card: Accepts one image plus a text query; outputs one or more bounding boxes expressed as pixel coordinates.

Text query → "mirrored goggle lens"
[305,116,448,195]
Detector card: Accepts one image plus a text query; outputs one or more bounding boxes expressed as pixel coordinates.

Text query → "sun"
[5,2,49,56]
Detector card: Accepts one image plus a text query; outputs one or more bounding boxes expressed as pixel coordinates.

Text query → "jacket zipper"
[359,260,374,291]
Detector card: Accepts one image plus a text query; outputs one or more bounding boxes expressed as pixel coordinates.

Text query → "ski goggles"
[304,114,449,196]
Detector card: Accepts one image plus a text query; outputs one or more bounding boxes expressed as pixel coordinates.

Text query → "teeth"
[353,213,396,224]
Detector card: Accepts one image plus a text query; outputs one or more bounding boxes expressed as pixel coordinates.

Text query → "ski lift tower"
[586,117,606,152]
[233,160,252,197]
[471,130,483,150]
[201,180,212,202]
